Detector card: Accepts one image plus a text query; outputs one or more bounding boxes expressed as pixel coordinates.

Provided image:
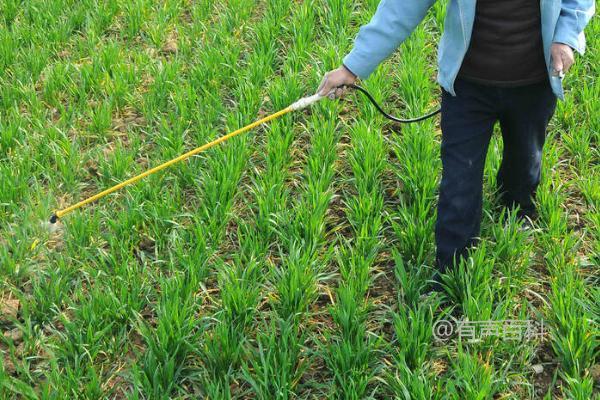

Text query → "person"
[318,0,595,285]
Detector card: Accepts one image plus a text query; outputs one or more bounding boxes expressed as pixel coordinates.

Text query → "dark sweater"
[458,0,547,87]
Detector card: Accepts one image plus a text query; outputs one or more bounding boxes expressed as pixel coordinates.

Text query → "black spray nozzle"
[49,214,58,224]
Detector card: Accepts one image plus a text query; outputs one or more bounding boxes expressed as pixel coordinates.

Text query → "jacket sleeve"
[553,0,595,54]
[343,0,437,79]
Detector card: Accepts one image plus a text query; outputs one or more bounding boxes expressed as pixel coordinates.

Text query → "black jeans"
[435,78,557,270]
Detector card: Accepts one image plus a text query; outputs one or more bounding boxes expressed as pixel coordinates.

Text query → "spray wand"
[49,85,440,224]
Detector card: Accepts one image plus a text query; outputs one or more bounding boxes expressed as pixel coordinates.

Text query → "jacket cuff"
[553,24,585,55]
[343,49,378,80]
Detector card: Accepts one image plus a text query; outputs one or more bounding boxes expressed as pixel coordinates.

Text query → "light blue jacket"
[343,0,595,100]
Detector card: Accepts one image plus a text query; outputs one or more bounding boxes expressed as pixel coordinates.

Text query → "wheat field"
[0,0,598,398]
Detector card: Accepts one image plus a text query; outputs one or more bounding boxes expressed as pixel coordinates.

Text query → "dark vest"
[458,0,548,87]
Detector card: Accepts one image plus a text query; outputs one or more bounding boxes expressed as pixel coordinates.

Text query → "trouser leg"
[497,80,557,218]
[435,80,498,271]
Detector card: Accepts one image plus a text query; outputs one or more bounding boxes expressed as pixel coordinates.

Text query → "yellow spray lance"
[49,92,327,224]
[49,85,439,224]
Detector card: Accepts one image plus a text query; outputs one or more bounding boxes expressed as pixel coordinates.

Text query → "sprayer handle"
[289,92,327,110]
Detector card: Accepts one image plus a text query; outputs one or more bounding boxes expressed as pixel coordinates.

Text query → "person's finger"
[322,80,339,97]
[552,54,564,75]
[321,84,335,98]
[563,53,574,72]
[317,74,329,95]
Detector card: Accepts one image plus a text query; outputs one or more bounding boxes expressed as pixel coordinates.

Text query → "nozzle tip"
[49,214,58,224]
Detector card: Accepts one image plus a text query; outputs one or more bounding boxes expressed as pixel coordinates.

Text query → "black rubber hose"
[345,84,440,123]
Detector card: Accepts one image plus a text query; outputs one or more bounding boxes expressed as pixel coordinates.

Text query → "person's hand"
[551,43,575,77]
[317,65,357,99]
